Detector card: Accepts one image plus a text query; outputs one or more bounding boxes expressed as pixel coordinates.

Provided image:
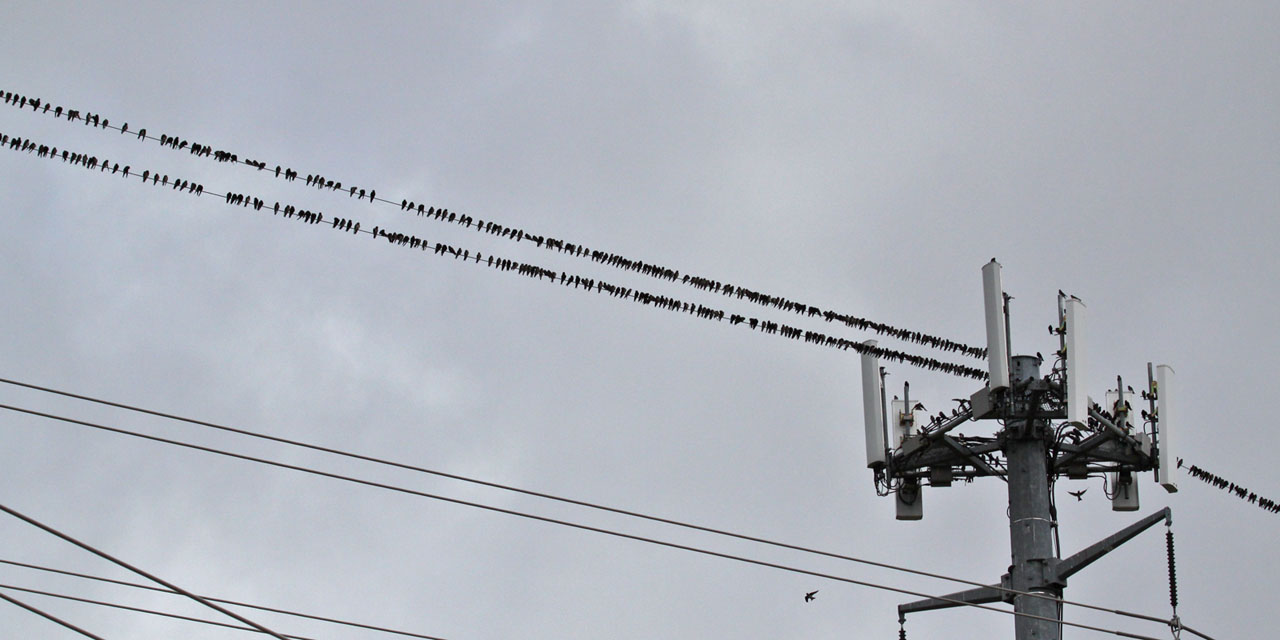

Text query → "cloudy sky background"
[1,2,1277,638]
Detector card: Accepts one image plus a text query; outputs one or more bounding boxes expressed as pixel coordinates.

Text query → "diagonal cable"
[0,501,290,640]
[0,402,1173,639]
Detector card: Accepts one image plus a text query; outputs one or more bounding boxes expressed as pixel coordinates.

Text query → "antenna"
[1156,364,1177,493]
[860,340,886,469]
[982,259,1010,390]
[1064,296,1087,427]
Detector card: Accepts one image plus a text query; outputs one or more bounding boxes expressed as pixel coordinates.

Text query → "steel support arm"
[897,580,1008,617]
[940,434,1002,477]
[1054,508,1171,582]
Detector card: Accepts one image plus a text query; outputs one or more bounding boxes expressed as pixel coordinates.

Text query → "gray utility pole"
[1005,356,1060,639]
[862,260,1178,639]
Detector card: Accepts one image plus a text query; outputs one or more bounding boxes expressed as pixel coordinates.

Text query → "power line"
[1,583,315,639]
[0,89,987,361]
[0,129,988,380]
[1178,459,1279,516]
[0,559,449,640]
[0,589,107,639]
[0,500,291,640]
[0,375,1175,627]
[0,402,1172,639]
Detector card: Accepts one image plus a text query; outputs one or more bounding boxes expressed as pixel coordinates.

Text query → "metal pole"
[1006,357,1061,640]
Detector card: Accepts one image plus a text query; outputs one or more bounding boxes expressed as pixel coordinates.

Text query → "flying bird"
[1069,489,1087,501]
[805,590,818,602]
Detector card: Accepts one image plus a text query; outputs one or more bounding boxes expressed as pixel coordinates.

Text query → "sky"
[1,2,1277,638]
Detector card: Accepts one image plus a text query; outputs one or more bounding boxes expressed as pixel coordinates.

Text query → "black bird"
[805,590,818,602]
[1068,489,1087,501]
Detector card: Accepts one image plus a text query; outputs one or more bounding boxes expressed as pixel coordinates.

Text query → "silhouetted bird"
[805,590,818,602]
[1069,489,1087,501]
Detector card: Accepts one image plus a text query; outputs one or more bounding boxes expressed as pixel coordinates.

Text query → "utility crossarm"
[939,435,1003,477]
[897,578,1011,616]
[898,508,1172,620]
[1054,508,1171,582]
[1053,431,1113,469]
[1054,438,1152,469]
[891,438,1002,475]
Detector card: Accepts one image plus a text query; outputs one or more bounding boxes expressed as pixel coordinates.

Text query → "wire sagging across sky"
[0,401,1182,640]
[0,129,989,380]
[1179,459,1279,516]
[0,559,448,640]
[0,375,1189,630]
[0,88,987,361]
[0,501,292,640]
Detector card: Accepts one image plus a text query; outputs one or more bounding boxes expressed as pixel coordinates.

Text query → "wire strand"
[0,90,987,360]
[0,559,447,640]
[0,375,1174,626]
[0,129,988,380]
[0,401,1171,640]
[0,500,291,640]
[0,589,108,639]
[0,583,313,640]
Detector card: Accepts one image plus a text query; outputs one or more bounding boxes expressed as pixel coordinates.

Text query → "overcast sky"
[2,2,1277,639]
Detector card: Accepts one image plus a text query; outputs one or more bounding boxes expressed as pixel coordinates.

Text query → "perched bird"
[1068,489,1087,501]
[805,590,818,602]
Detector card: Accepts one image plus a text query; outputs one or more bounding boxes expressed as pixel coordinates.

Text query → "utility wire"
[0,589,107,639]
[0,559,448,640]
[1178,459,1279,516]
[0,376,1175,627]
[0,130,987,380]
[0,402,1173,640]
[0,501,291,640]
[0,89,987,360]
[1,584,316,640]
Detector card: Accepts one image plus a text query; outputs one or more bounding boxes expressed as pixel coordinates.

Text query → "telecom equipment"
[861,260,1179,640]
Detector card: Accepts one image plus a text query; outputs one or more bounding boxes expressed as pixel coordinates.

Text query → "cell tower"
[861,259,1177,640]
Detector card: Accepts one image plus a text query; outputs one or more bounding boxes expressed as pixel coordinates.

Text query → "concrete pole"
[1006,356,1061,640]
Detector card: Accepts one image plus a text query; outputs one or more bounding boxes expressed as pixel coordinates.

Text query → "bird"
[1068,489,1087,501]
[805,590,818,602]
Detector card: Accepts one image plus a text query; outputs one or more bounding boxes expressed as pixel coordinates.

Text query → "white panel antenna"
[860,340,886,469]
[1064,297,1087,427]
[1156,364,1177,493]
[982,260,1010,390]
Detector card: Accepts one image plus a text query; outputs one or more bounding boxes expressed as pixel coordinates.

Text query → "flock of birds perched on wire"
[1179,459,1279,516]
[0,88,988,363]
[0,124,991,380]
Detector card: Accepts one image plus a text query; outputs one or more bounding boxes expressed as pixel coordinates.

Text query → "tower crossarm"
[1053,508,1171,582]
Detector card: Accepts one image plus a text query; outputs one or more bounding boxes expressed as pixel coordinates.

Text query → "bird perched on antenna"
[1069,489,1087,501]
[805,590,819,602]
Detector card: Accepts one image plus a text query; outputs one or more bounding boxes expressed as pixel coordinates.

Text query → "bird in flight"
[805,590,819,602]
[1068,489,1087,501]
